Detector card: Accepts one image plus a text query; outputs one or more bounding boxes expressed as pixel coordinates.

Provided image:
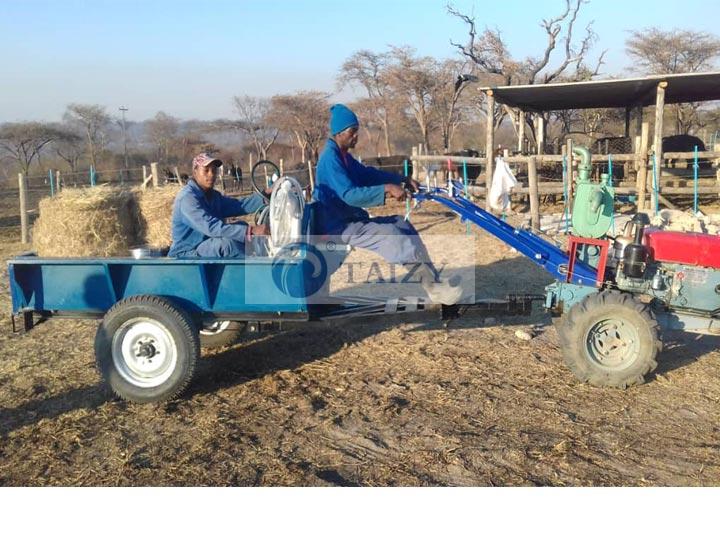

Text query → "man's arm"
[348,155,404,187]
[321,152,387,208]
[218,192,267,218]
[180,195,248,240]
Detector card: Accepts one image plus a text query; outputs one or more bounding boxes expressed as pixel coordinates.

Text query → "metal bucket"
[129,245,163,259]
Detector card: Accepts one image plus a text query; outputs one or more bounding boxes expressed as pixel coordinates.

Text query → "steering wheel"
[251,160,281,202]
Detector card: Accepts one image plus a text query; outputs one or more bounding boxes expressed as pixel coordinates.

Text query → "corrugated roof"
[480,72,720,112]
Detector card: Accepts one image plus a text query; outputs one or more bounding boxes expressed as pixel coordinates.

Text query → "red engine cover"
[643,229,720,269]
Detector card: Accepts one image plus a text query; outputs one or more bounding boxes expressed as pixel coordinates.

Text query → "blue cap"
[329,104,359,136]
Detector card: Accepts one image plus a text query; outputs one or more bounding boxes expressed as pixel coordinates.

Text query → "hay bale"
[135,185,181,248]
[32,187,139,257]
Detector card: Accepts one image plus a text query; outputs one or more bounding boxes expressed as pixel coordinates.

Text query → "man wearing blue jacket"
[168,153,269,258]
[313,104,462,305]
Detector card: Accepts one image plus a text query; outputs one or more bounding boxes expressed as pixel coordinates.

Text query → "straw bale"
[32,187,139,257]
[134,185,181,248]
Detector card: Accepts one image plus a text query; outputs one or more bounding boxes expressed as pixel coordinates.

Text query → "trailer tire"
[199,321,246,349]
[95,295,199,403]
[558,290,661,388]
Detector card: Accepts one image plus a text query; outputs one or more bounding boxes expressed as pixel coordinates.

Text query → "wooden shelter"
[479,72,720,210]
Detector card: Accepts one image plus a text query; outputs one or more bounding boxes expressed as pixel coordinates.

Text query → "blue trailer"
[10,152,720,402]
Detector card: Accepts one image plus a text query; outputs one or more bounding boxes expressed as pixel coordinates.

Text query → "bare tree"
[146,111,180,162]
[64,104,112,170]
[53,126,85,172]
[432,60,476,152]
[448,0,606,149]
[338,50,397,155]
[268,92,329,163]
[386,46,439,152]
[0,122,63,176]
[232,96,279,160]
[627,28,720,134]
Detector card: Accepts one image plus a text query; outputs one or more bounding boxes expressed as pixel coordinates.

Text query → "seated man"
[313,104,462,305]
[168,153,269,258]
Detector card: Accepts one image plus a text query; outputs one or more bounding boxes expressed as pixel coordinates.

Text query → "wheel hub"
[585,317,640,370]
[112,318,178,388]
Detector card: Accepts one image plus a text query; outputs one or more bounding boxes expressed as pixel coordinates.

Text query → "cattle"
[361,155,414,178]
[662,135,711,169]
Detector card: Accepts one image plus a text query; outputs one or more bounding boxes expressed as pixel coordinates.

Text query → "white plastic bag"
[489,157,517,212]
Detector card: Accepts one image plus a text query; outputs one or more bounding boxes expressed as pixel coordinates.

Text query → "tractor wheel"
[557,290,661,388]
[95,295,199,403]
[199,320,246,349]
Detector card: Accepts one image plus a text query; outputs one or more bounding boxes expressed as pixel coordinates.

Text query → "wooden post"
[518,110,525,153]
[279,158,284,176]
[18,173,28,244]
[174,166,182,184]
[150,162,160,188]
[485,90,495,211]
[307,160,315,198]
[566,138,574,209]
[636,122,650,211]
[249,153,254,175]
[411,146,418,181]
[537,115,545,155]
[55,170,61,193]
[624,107,631,138]
[527,156,540,230]
[634,106,643,139]
[652,81,667,212]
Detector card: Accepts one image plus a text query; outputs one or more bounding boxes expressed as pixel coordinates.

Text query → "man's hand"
[384,183,407,202]
[249,224,270,236]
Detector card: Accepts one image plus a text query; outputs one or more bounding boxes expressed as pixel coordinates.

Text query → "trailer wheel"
[199,321,246,349]
[558,290,661,388]
[95,295,199,403]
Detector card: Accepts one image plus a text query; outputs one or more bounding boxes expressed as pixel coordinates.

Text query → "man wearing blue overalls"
[168,153,269,258]
[313,104,462,305]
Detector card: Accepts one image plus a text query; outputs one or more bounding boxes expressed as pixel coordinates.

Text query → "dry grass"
[31,187,138,257]
[134,185,181,249]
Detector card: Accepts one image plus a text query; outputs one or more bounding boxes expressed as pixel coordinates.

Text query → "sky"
[2,0,719,123]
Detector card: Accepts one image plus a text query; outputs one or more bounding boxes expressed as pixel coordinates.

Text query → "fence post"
[411,146,418,182]
[18,173,29,244]
[279,158,284,176]
[56,170,61,193]
[307,161,315,199]
[49,169,55,197]
[527,156,540,231]
[174,167,182,185]
[566,138,574,210]
[249,153,254,175]
[636,122,650,211]
[150,162,160,188]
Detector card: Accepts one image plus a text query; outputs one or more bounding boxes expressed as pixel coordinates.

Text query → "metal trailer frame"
[8,184,601,331]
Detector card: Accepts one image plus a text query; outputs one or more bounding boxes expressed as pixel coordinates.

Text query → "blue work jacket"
[168,179,265,257]
[312,139,403,234]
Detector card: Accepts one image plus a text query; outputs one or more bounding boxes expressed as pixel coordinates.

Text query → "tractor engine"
[608,213,720,324]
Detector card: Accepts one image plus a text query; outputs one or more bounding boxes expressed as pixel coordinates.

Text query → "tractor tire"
[95,295,199,403]
[199,321,246,349]
[557,290,661,388]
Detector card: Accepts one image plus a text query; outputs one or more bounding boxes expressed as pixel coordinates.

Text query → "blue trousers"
[339,215,430,264]
[193,237,246,258]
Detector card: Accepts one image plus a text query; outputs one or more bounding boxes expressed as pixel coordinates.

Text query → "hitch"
[441,294,544,322]
[11,311,34,333]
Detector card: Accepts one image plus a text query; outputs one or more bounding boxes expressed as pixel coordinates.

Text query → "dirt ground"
[0,190,719,486]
